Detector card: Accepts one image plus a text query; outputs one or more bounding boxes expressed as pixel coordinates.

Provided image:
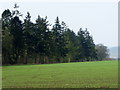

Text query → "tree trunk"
[68,57,70,63]
[25,55,27,64]
[44,56,46,64]
[45,56,49,64]
[35,54,37,64]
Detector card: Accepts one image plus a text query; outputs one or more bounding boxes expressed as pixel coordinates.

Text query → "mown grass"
[2,60,118,88]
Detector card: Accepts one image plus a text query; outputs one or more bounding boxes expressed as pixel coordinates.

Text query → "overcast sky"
[0,1,118,48]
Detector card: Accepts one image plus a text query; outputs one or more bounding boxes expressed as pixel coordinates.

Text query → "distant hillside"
[109,46,119,58]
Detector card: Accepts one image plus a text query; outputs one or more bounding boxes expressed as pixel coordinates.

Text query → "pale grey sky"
[0,2,118,48]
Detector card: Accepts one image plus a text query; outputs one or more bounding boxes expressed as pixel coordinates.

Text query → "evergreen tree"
[77,28,86,61]
[10,16,23,64]
[10,4,23,64]
[2,9,13,64]
[63,28,77,62]
[23,12,35,64]
[51,17,67,62]
[77,28,97,61]
[35,15,51,64]
[84,28,97,61]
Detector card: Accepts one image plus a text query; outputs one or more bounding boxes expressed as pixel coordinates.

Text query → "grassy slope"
[2,60,118,88]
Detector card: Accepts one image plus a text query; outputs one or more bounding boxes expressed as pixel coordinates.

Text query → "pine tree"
[84,28,97,61]
[2,9,13,64]
[77,28,97,61]
[35,15,51,64]
[23,12,34,64]
[77,28,86,61]
[51,17,67,62]
[63,28,77,62]
[10,4,23,64]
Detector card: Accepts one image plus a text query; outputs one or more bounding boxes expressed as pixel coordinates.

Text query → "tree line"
[1,4,109,65]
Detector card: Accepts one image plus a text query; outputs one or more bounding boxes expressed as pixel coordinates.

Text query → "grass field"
[2,60,118,88]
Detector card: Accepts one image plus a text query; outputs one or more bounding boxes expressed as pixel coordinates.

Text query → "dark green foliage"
[51,17,67,63]
[77,28,97,61]
[2,9,13,64]
[23,12,35,64]
[34,15,51,64]
[63,28,77,62]
[77,28,86,61]
[2,4,105,65]
[10,16,23,64]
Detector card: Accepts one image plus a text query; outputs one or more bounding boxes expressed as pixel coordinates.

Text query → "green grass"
[2,60,118,88]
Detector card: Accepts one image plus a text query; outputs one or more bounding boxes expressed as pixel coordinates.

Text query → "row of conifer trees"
[2,4,98,65]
